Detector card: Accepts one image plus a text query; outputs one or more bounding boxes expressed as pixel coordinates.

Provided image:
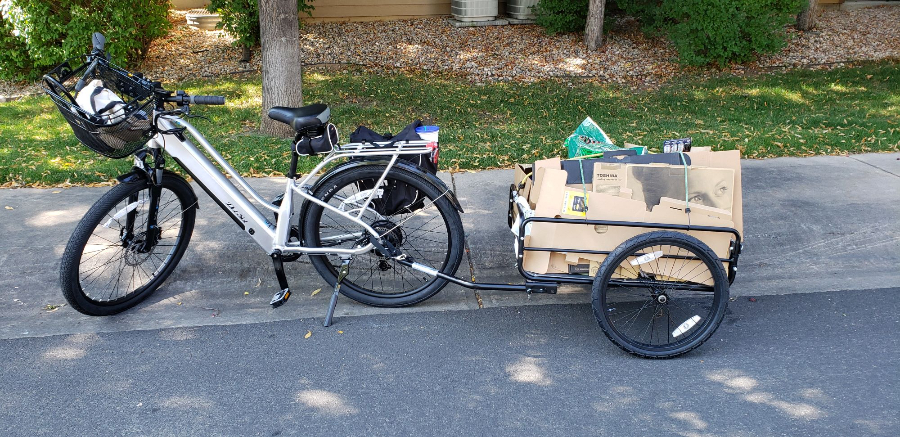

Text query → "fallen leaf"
[244,291,249,295]
[52,190,61,194]
[338,331,344,334]
[304,330,312,339]
[4,206,12,210]
[310,288,321,297]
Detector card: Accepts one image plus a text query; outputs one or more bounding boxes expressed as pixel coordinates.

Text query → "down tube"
[154,121,276,252]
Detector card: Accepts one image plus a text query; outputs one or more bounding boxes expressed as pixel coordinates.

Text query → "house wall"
[172,0,211,10]
[173,0,510,21]
[306,0,509,22]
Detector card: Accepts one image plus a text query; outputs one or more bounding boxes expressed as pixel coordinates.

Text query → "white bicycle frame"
[150,113,441,258]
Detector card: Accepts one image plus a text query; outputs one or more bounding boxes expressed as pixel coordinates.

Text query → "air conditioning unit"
[451,0,499,22]
[507,0,539,20]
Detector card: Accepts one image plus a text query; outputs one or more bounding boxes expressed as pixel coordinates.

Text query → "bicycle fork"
[120,151,165,252]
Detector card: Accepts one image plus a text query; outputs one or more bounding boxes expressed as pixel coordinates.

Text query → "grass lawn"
[1,60,898,186]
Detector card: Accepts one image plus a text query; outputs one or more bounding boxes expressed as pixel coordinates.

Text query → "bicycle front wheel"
[591,231,729,358]
[302,164,465,307]
[60,173,196,315]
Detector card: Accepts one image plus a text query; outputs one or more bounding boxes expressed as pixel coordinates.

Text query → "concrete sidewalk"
[1,153,898,339]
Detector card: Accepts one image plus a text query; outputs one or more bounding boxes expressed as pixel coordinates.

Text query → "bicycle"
[44,34,741,358]
[44,34,465,326]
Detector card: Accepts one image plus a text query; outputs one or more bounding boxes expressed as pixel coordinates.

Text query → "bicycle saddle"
[267,103,330,132]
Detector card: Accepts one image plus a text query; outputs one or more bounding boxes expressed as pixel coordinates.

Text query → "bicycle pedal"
[270,288,291,308]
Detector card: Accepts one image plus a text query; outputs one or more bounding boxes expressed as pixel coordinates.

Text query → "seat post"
[287,149,299,179]
[286,133,303,179]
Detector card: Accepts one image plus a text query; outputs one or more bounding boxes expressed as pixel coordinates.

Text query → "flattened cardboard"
[521,168,568,274]
[685,149,743,235]
[547,252,572,274]
[530,157,561,207]
[592,162,627,195]
[519,150,742,278]
[532,168,569,217]
[523,186,734,277]
[658,197,732,222]
[625,165,735,213]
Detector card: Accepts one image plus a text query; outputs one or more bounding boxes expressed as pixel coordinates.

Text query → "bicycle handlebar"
[164,94,226,106]
[70,33,226,106]
[73,33,108,92]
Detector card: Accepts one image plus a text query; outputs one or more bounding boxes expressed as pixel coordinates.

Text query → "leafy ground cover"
[1,60,897,187]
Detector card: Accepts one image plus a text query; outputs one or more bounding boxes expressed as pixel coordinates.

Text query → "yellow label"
[562,191,588,217]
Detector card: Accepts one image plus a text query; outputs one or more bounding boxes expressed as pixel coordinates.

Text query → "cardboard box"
[516,150,742,281]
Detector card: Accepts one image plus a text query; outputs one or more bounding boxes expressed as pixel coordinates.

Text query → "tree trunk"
[259,0,303,138]
[797,0,818,31]
[585,0,606,51]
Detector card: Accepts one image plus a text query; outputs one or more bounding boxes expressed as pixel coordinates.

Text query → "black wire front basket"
[42,58,156,159]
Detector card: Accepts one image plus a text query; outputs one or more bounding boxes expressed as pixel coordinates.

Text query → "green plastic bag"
[565,117,619,158]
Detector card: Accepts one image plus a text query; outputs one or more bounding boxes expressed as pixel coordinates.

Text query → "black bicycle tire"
[301,164,465,307]
[591,231,729,358]
[59,174,196,315]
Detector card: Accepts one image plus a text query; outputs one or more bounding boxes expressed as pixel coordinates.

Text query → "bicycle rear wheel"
[591,231,729,358]
[301,164,464,307]
[59,173,196,315]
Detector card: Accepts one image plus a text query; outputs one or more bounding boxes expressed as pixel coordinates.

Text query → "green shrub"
[617,0,803,67]
[0,0,170,81]
[533,0,590,35]
[207,0,315,49]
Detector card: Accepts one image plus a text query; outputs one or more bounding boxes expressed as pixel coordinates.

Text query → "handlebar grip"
[190,95,226,105]
[92,32,106,52]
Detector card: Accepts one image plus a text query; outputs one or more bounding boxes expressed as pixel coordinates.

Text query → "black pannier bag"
[348,120,439,215]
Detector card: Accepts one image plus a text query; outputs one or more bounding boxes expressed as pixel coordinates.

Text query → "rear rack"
[337,140,434,154]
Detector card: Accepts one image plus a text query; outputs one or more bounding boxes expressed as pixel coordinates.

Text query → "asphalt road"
[1,287,897,436]
[1,154,898,435]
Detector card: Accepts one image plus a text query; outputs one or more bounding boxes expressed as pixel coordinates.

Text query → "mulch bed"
[2,6,898,98]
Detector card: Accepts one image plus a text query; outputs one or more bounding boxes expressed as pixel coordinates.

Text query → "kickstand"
[269,251,291,308]
[324,257,351,327]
